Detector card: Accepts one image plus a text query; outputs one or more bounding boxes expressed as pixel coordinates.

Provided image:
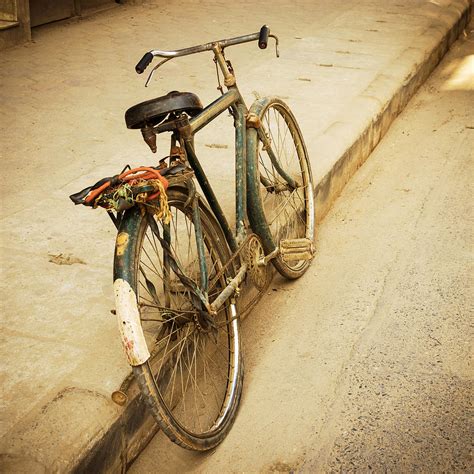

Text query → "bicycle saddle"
[125,91,203,129]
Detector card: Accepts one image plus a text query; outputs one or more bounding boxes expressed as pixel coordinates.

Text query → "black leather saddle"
[125,91,203,129]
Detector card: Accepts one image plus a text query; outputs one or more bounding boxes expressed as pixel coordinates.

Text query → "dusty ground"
[129,21,474,474]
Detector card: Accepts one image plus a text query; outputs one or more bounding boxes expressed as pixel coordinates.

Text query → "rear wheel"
[248,98,315,279]
[114,187,243,451]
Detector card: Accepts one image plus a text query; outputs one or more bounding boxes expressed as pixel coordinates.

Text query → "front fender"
[245,97,279,254]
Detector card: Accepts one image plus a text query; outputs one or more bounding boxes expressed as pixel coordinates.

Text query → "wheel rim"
[135,195,239,437]
[258,102,314,271]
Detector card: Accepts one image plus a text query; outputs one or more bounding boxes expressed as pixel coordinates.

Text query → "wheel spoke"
[119,191,241,445]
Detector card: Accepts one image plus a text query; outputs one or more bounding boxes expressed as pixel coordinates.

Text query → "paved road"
[129,21,473,474]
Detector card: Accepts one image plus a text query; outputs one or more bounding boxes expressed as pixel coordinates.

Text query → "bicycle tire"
[247,97,315,279]
[113,185,243,451]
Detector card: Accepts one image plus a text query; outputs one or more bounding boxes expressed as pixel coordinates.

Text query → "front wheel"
[113,186,243,451]
[247,98,315,279]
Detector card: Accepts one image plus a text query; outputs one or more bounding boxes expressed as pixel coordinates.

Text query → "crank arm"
[258,247,279,267]
[209,263,247,314]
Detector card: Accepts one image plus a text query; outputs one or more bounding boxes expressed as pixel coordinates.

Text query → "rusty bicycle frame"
[68,25,315,449]
[136,29,290,316]
[102,26,316,450]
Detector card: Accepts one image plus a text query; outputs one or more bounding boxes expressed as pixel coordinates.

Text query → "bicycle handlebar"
[135,25,275,74]
[258,25,270,49]
[135,52,154,74]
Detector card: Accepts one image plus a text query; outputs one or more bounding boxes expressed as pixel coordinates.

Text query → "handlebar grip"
[258,25,270,49]
[135,52,154,74]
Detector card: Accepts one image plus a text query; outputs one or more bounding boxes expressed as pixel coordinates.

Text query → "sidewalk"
[0,0,470,471]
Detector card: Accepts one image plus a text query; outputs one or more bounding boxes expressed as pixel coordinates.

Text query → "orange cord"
[84,167,169,204]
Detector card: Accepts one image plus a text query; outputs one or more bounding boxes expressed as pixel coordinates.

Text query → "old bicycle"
[71,26,314,451]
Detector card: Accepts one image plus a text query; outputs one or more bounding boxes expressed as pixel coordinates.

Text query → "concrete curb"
[314,0,472,222]
[2,2,468,473]
[74,385,158,473]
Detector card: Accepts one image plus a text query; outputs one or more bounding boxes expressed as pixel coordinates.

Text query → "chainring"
[244,234,271,291]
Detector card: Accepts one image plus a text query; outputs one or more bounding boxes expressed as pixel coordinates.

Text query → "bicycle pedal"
[279,238,315,262]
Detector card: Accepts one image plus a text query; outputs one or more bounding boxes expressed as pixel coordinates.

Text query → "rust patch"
[246,113,262,129]
[116,232,129,256]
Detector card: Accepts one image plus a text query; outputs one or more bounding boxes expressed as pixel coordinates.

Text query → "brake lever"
[144,57,172,87]
[269,34,280,58]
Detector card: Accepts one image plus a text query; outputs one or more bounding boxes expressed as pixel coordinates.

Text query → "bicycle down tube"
[180,81,249,253]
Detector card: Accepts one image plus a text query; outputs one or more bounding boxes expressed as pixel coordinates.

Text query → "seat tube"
[234,102,247,241]
[213,43,249,242]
